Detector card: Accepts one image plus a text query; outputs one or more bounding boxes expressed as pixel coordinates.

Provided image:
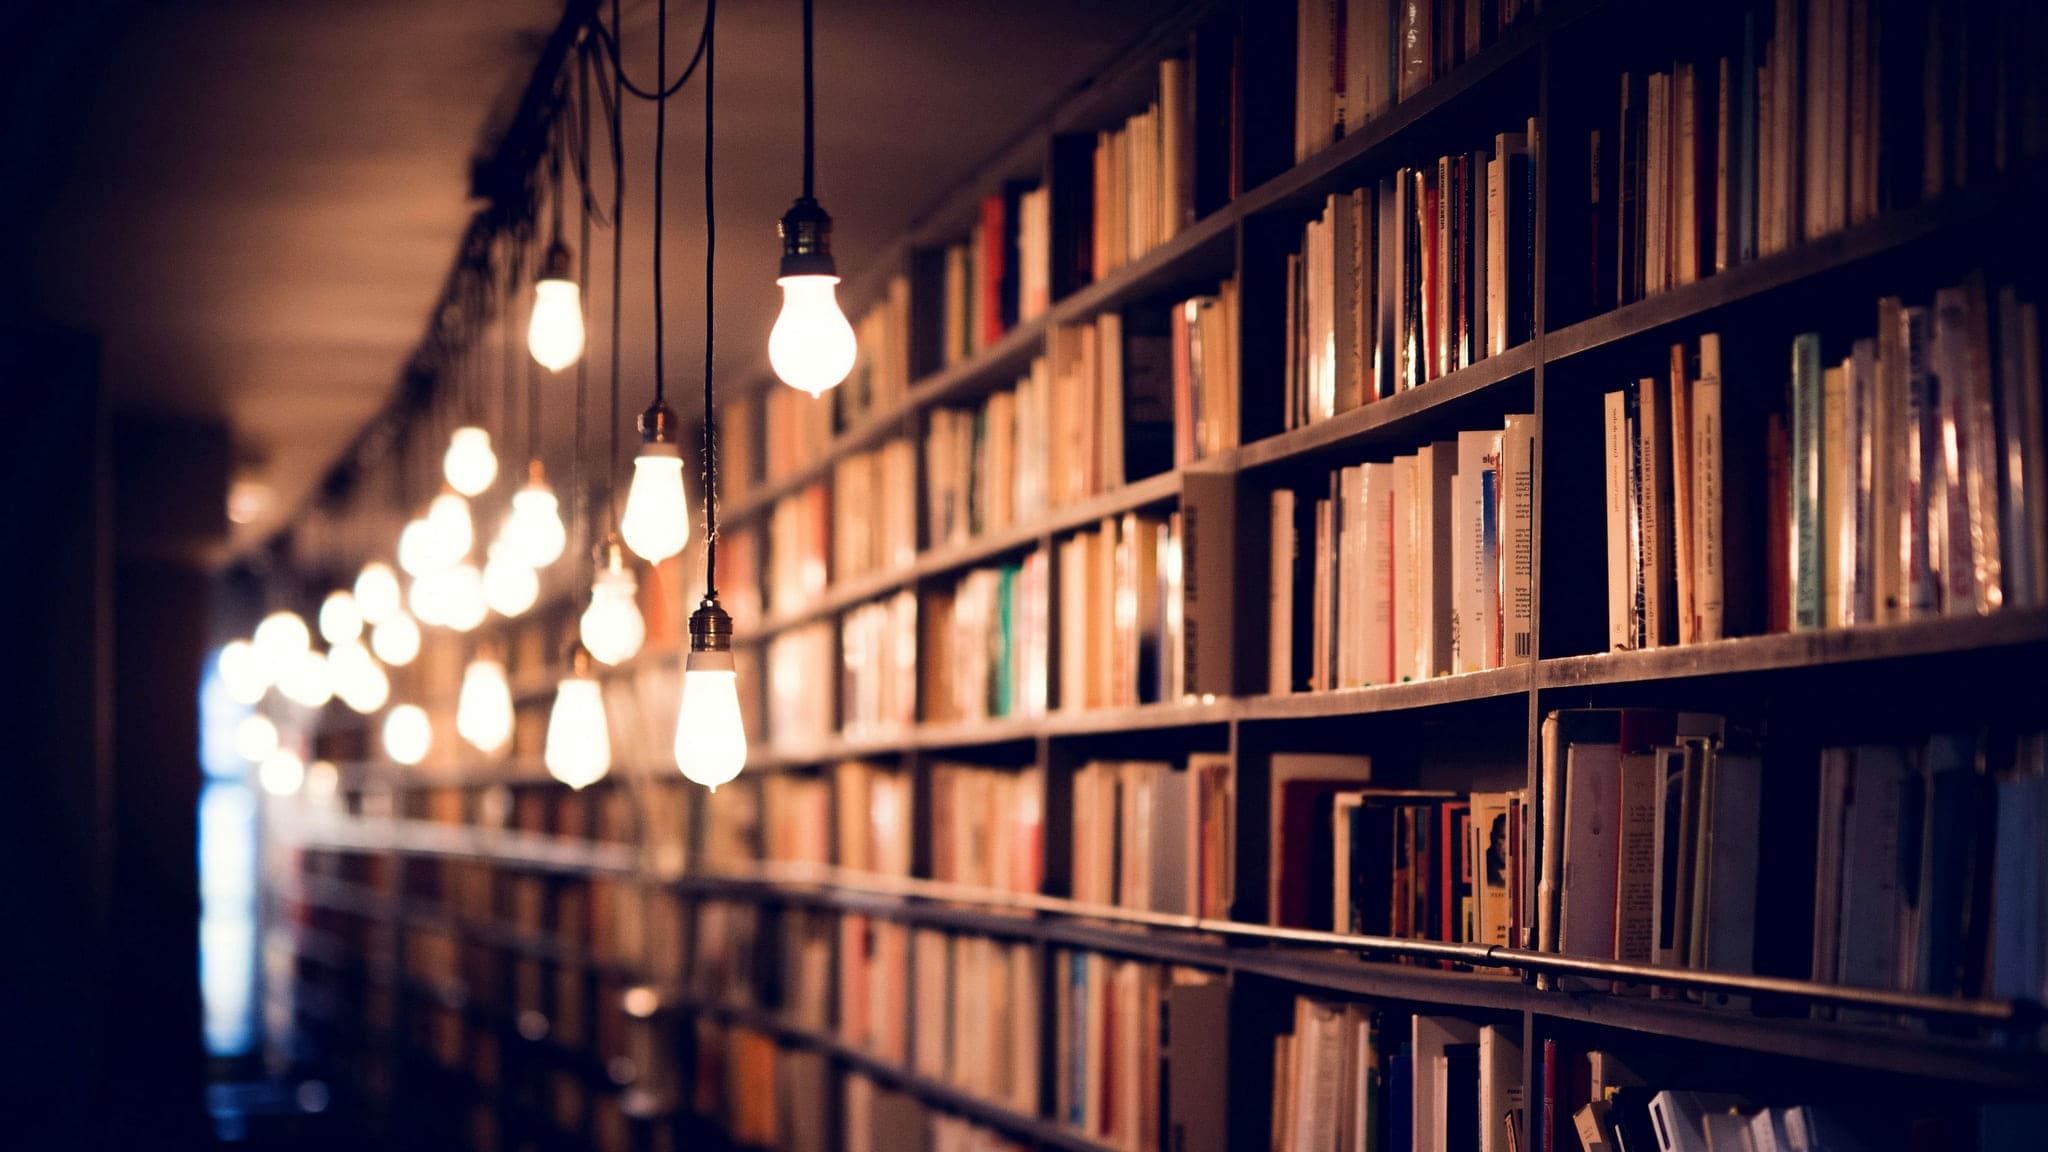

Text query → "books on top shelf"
[1270,415,1535,693]
[921,552,1051,725]
[1053,952,1228,1152]
[928,761,1043,898]
[1284,123,1537,429]
[1086,56,1197,287]
[832,438,917,584]
[840,275,913,429]
[841,592,918,741]
[1174,281,1242,465]
[1069,755,1232,918]
[1058,512,1186,711]
[924,181,1049,369]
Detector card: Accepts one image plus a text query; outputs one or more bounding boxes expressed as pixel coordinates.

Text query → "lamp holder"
[539,239,575,282]
[597,533,630,574]
[637,398,679,447]
[527,457,548,485]
[565,641,596,678]
[777,196,837,279]
[687,595,733,653]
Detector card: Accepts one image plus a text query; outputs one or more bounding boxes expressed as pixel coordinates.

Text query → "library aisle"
[12,1,2048,1150]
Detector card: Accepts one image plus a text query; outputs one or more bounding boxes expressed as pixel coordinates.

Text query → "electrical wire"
[652,0,667,407]
[608,0,625,533]
[586,0,708,102]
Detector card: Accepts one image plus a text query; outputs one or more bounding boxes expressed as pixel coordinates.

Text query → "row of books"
[847,1069,1030,1152]
[698,1037,1034,1152]
[838,912,911,1063]
[767,482,830,616]
[910,927,1041,1112]
[1085,56,1196,285]
[762,381,837,483]
[1057,512,1186,711]
[929,761,1044,898]
[1173,282,1242,465]
[1053,951,1228,1152]
[833,760,914,878]
[925,359,1055,549]
[1069,756,1233,919]
[1294,0,1537,163]
[765,621,836,749]
[689,898,762,1009]
[1048,311,1177,507]
[929,183,1050,369]
[922,552,1052,724]
[1272,1002,1523,1152]
[763,774,831,867]
[841,592,918,740]
[1271,417,1536,693]
[831,437,916,584]
[841,274,914,428]
[1284,128,1537,429]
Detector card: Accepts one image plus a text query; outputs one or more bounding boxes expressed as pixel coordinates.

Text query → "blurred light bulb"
[252,611,310,677]
[382,704,432,766]
[443,426,498,496]
[355,561,403,624]
[235,713,280,762]
[528,246,585,372]
[440,563,488,632]
[769,274,857,396]
[304,759,340,802]
[483,543,539,617]
[580,561,645,666]
[545,673,611,789]
[505,472,567,567]
[370,613,421,666]
[674,650,747,790]
[621,446,688,562]
[319,590,362,645]
[457,658,514,755]
[278,649,333,709]
[398,517,438,576]
[425,491,474,566]
[218,639,270,705]
[330,640,390,714]
[258,748,306,797]
[409,570,449,626]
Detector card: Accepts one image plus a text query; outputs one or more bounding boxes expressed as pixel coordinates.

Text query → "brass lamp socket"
[687,596,733,654]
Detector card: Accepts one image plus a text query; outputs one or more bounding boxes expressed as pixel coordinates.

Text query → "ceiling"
[12,0,1175,560]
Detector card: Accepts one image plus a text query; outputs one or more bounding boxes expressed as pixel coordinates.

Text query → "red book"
[979,194,1007,348]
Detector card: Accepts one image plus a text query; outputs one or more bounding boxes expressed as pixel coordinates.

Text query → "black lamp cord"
[652,0,668,409]
[802,0,815,202]
[608,0,625,533]
[703,0,718,598]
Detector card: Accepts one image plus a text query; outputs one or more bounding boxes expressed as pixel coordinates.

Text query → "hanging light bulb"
[398,516,438,577]
[440,563,489,633]
[355,561,403,624]
[318,590,363,645]
[330,640,390,714]
[277,648,334,709]
[674,597,748,790]
[370,612,422,667]
[620,400,689,562]
[528,242,586,372]
[382,704,432,766]
[409,570,449,627]
[252,610,311,679]
[768,0,854,397]
[457,656,515,755]
[443,426,499,496]
[258,748,307,797]
[425,490,475,567]
[769,267,857,396]
[234,712,280,762]
[217,639,270,705]
[545,645,611,789]
[505,462,568,567]
[579,540,645,665]
[483,541,539,617]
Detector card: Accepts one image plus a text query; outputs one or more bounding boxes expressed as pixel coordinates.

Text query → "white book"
[1411,1015,1480,1152]
[1605,389,1634,649]
[1455,429,1503,672]
[1362,461,1396,683]
[1693,335,1725,640]
[1478,1024,1524,1152]
[1391,454,1420,681]
[1417,442,1459,678]
[1270,488,1299,696]
[1503,413,1536,664]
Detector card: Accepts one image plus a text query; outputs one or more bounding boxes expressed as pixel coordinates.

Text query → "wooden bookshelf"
[282,0,2048,1149]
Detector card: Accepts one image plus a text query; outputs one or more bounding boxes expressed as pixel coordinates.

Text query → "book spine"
[1791,331,1826,631]
[1605,390,1632,650]
[1503,414,1536,666]
[1695,334,1724,641]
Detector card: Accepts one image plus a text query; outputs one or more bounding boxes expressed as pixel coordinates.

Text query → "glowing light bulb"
[355,561,403,624]
[278,649,334,709]
[769,274,858,396]
[440,563,488,632]
[258,748,306,797]
[580,566,644,666]
[545,657,611,790]
[409,571,449,626]
[398,517,438,576]
[382,704,432,766]
[218,639,270,705]
[425,491,474,566]
[443,426,499,496]
[621,400,688,562]
[674,650,747,790]
[319,590,362,645]
[330,640,390,714]
[483,543,539,618]
[235,713,280,762]
[370,612,421,667]
[528,245,586,372]
[457,658,515,755]
[252,611,310,677]
[505,470,567,567]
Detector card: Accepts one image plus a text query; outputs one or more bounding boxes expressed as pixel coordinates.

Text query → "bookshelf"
[276,0,2048,1150]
